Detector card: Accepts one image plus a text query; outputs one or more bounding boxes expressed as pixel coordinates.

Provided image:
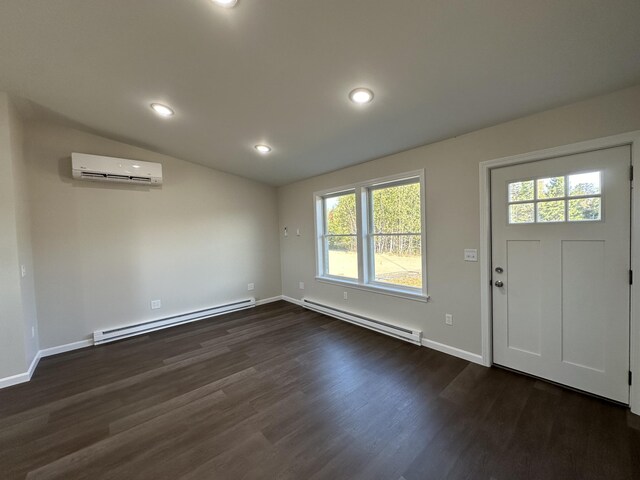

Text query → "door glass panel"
[537,200,565,222]
[568,197,601,221]
[508,181,534,202]
[509,203,534,224]
[568,171,601,196]
[537,176,565,199]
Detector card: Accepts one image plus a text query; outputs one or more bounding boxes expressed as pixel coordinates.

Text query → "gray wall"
[0,93,38,378]
[25,121,281,350]
[278,85,640,356]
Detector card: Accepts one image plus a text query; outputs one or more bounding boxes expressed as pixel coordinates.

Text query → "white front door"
[491,145,631,403]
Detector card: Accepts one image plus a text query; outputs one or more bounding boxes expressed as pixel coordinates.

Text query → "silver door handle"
[494,280,504,287]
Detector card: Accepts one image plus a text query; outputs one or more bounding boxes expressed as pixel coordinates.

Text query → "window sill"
[315,276,430,302]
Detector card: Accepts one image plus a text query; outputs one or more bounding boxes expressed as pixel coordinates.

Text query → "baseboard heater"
[301,298,422,345]
[93,298,256,345]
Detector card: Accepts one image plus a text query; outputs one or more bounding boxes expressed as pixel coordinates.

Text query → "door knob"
[494,280,504,287]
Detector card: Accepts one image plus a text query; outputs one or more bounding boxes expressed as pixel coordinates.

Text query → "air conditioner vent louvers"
[80,172,108,178]
[72,153,162,186]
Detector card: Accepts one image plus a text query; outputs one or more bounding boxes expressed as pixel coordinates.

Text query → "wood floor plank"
[0,301,637,479]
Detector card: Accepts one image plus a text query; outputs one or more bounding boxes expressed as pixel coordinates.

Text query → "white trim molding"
[478,130,640,415]
[421,338,484,365]
[281,295,304,306]
[0,371,31,390]
[40,339,93,358]
[0,351,42,389]
[255,296,284,306]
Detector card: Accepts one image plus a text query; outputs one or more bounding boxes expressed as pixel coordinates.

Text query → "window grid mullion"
[371,232,422,236]
[355,186,366,285]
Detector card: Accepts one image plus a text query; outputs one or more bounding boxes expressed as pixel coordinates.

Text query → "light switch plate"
[299,282,305,290]
[464,249,478,262]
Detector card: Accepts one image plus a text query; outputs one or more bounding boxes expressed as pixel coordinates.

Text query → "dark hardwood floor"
[0,301,638,479]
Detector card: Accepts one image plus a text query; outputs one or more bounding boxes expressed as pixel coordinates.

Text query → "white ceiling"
[1,1,639,186]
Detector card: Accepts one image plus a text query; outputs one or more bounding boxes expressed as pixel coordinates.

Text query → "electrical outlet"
[31,326,35,338]
[247,283,255,291]
[299,281,305,290]
[20,265,26,278]
[151,299,162,310]
[464,249,478,262]
[445,314,453,326]
[343,291,348,300]
[296,228,301,236]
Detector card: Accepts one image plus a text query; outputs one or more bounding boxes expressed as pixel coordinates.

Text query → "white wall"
[0,93,38,379]
[9,98,39,364]
[25,121,281,350]
[278,85,640,356]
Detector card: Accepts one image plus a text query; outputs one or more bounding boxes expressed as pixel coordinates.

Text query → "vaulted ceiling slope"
[1,1,639,186]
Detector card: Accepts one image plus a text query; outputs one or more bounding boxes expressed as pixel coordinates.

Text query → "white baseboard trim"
[422,338,484,365]
[281,295,303,306]
[0,370,31,389]
[28,350,42,377]
[40,339,93,358]
[255,295,283,306]
[0,350,43,389]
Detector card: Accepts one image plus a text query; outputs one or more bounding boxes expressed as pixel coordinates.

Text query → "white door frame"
[478,130,640,415]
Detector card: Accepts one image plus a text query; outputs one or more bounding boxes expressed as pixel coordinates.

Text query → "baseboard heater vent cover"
[301,298,422,345]
[93,298,256,345]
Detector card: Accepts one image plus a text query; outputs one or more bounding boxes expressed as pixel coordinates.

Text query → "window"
[315,171,427,300]
[323,191,358,279]
[508,171,602,224]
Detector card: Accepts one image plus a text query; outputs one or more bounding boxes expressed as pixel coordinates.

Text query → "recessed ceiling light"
[255,144,272,154]
[349,88,374,104]
[212,0,238,7]
[150,103,174,117]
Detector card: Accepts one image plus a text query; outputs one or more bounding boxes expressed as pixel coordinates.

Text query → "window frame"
[314,170,428,301]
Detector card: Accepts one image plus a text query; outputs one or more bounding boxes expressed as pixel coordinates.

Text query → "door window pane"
[537,200,566,222]
[509,203,535,224]
[508,181,534,202]
[326,235,358,278]
[372,235,422,288]
[568,172,601,196]
[568,197,601,221]
[537,176,565,199]
[508,170,602,224]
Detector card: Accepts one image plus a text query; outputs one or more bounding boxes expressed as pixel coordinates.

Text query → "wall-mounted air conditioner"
[71,153,163,185]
